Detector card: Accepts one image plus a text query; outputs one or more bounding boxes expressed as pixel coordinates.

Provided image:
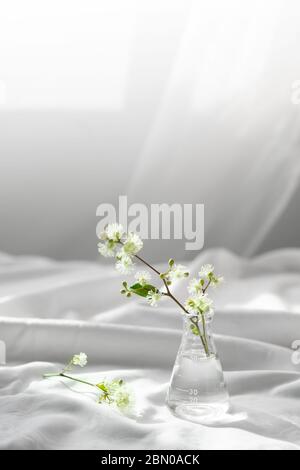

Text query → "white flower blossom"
[100,379,134,415]
[121,232,143,256]
[99,230,109,241]
[211,275,224,286]
[105,223,124,242]
[198,264,214,279]
[72,352,88,367]
[114,387,134,414]
[168,264,189,281]
[98,240,116,258]
[188,278,203,294]
[146,290,162,307]
[188,265,223,291]
[185,293,213,315]
[115,254,134,274]
[135,271,151,286]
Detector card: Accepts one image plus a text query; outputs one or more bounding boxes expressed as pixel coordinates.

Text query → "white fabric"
[0,249,300,449]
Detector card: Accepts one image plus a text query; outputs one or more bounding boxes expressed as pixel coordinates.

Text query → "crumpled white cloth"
[0,249,300,450]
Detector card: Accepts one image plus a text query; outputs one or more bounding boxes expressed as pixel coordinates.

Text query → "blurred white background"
[0,0,300,261]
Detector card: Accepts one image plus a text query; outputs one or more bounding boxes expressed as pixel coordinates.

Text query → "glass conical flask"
[166,313,230,423]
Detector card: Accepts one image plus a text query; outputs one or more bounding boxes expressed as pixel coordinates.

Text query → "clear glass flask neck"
[181,314,216,359]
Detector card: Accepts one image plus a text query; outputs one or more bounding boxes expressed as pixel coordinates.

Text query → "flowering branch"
[130,253,210,354]
[43,353,133,413]
[98,224,224,357]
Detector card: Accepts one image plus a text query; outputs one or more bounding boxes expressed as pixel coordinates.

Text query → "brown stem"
[203,278,211,294]
[134,253,161,276]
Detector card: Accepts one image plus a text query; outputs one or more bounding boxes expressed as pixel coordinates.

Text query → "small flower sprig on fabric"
[43,353,133,414]
[98,224,224,357]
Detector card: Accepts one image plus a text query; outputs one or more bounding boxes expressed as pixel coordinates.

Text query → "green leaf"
[129,283,157,298]
[96,383,108,393]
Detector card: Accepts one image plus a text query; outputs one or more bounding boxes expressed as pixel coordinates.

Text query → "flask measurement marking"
[175,387,189,392]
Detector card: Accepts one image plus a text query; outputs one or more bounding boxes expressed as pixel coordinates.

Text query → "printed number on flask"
[189,389,199,402]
